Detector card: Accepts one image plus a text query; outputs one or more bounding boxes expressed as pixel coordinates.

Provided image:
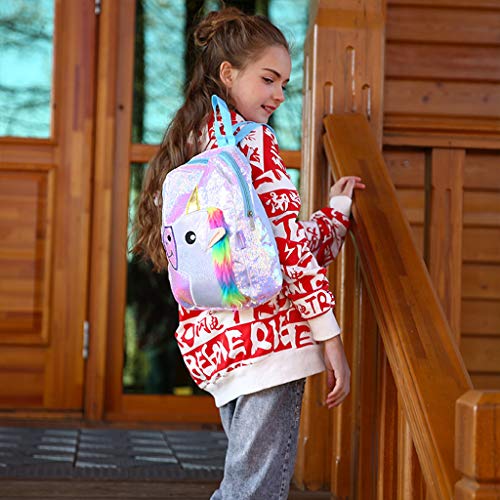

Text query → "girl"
[134,7,364,500]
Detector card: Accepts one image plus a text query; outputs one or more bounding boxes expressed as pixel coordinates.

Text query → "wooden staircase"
[323,113,500,499]
[293,1,500,498]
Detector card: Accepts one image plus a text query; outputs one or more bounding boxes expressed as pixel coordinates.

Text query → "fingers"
[325,373,350,408]
[344,176,366,193]
[344,178,355,198]
[330,176,366,198]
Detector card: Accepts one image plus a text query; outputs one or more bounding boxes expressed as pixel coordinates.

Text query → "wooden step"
[0,480,332,499]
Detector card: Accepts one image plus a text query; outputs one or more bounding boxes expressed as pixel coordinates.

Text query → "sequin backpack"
[161,95,283,310]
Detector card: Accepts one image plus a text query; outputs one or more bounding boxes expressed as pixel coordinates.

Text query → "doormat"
[0,427,225,481]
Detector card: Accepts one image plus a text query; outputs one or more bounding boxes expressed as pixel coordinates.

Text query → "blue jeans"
[211,378,306,500]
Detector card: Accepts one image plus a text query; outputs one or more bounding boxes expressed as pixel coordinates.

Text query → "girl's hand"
[330,176,365,199]
[323,335,351,408]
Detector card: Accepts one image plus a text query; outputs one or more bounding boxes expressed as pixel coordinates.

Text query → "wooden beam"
[0,480,332,499]
[429,148,465,342]
[302,0,385,213]
[85,0,136,421]
[130,143,302,169]
[383,115,500,150]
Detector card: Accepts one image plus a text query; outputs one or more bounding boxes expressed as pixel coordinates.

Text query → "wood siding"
[385,0,500,389]
[385,1,500,124]
[384,149,426,257]
[462,151,500,388]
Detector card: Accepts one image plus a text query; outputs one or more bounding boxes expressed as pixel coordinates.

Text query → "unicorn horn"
[185,186,200,214]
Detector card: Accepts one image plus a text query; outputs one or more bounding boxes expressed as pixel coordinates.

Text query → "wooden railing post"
[455,390,500,498]
[297,0,385,491]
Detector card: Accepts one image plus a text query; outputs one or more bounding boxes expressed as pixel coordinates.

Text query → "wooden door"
[0,1,96,412]
[85,0,219,424]
[84,0,305,425]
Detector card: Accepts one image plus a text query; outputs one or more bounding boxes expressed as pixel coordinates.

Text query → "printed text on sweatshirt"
[173,111,351,407]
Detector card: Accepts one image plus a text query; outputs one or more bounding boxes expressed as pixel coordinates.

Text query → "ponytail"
[132,7,289,270]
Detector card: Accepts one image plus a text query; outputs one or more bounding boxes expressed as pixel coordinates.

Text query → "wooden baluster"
[397,399,427,499]
[294,373,331,490]
[355,273,380,499]
[377,351,398,500]
[329,237,358,498]
[455,390,500,498]
[330,246,379,499]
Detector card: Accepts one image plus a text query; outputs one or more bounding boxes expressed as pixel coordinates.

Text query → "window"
[0,1,55,138]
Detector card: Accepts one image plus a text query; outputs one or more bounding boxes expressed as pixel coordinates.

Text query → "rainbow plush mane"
[206,207,247,308]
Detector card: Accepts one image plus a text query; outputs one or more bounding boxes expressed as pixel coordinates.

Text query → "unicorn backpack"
[161,95,283,310]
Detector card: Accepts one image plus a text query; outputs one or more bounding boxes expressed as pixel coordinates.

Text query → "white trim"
[329,195,352,217]
[308,310,341,341]
[206,344,326,407]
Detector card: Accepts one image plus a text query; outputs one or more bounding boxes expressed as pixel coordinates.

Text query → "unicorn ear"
[207,227,226,248]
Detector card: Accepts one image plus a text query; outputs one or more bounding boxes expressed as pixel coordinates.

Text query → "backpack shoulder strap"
[211,95,276,147]
[211,95,236,147]
[233,121,276,145]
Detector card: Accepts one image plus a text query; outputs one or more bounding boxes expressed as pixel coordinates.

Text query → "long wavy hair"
[131,7,289,271]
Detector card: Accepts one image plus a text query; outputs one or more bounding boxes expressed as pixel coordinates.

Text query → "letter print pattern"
[176,111,350,388]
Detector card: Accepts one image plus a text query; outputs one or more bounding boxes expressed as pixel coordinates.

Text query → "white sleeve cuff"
[308,310,341,342]
[329,195,352,217]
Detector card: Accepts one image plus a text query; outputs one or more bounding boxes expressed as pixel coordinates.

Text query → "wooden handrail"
[323,113,473,499]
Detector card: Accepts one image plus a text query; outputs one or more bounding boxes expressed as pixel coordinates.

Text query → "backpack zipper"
[219,151,255,228]
[186,153,255,228]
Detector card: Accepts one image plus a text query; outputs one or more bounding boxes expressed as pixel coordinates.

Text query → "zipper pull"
[248,210,255,230]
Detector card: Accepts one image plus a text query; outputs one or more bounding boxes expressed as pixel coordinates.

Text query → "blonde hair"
[132,7,289,270]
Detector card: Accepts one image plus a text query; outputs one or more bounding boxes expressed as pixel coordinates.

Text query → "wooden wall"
[384,149,426,258]
[383,148,500,389]
[461,151,500,388]
[385,0,500,125]
[298,1,499,493]
[383,0,500,390]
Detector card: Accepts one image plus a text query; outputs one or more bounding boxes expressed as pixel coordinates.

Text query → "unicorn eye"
[185,231,196,244]
[166,234,172,242]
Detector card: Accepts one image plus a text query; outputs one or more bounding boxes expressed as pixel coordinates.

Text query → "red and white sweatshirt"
[174,111,351,407]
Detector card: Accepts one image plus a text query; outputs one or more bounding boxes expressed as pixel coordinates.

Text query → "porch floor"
[0,426,331,499]
[0,426,226,481]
